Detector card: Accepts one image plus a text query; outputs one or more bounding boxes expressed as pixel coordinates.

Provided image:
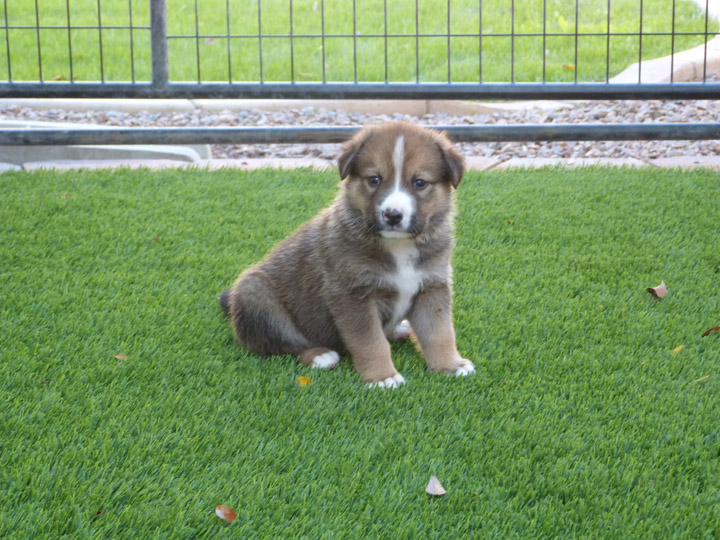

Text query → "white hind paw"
[311,351,340,369]
[367,372,406,389]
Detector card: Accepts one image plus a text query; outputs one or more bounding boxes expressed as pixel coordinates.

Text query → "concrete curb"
[8,155,720,173]
[0,98,576,116]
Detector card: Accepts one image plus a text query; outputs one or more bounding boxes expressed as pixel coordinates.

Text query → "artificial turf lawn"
[1,165,719,538]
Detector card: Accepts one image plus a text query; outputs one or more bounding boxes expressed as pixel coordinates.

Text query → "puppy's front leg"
[329,299,405,387]
[407,283,475,376]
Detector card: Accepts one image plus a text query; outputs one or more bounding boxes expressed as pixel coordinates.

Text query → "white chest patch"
[382,239,424,329]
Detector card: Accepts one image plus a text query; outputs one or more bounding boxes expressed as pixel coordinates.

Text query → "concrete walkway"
[12,154,720,173]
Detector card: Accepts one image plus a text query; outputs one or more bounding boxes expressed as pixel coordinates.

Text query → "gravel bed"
[2,99,720,162]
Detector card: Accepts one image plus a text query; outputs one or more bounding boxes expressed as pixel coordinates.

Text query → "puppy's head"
[337,122,464,239]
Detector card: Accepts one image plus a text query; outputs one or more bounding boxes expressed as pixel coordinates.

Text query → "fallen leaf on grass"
[425,475,446,496]
[672,345,684,354]
[646,281,667,299]
[562,64,576,71]
[296,376,312,387]
[702,326,720,338]
[204,38,216,45]
[53,74,67,81]
[151,237,162,243]
[114,354,127,360]
[215,505,237,523]
[64,193,72,198]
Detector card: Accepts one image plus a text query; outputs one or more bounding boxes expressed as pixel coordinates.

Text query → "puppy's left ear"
[435,133,465,188]
[338,130,367,180]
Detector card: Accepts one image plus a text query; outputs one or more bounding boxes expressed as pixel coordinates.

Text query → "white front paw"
[452,360,475,377]
[367,372,406,389]
[311,351,340,369]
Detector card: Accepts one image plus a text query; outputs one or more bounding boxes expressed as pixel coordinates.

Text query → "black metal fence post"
[150,0,169,91]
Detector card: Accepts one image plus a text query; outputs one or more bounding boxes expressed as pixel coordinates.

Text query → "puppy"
[219,122,474,387]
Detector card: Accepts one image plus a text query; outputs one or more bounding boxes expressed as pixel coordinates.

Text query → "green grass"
[1,165,719,538]
[0,0,716,83]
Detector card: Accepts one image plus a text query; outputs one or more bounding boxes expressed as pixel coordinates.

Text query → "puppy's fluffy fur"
[220,122,474,387]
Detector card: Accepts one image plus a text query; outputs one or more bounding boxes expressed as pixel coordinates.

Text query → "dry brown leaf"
[646,281,667,299]
[672,345,684,354]
[151,237,162,243]
[425,475,446,496]
[701,326,720,338]
[215,505,237,523]
[296,376,312,387]
[114,354,127,360]
[562,64,576,71]
[64,193,72,198]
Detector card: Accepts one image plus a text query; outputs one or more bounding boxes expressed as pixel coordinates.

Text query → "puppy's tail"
[218,289,231,316]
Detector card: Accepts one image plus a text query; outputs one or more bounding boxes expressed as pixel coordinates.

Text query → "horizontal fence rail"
[4,124,720,146]
[3,82,720,101]
[1,0,720,144]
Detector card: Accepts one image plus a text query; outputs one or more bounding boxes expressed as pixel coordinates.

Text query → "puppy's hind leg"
[227,271,312,357]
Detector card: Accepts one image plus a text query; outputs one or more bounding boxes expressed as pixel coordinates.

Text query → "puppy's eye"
[367,175,382,187]
[413,178,428,190]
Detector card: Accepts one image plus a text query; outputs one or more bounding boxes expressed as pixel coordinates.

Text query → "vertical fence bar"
[447,0,451,83]
[703,0,710,81]
[193,0,201,82]
[257,0,264,83]
[638,0,644,82]
[352,0,357,83]
[226,0,232,82]
[573,0,579,83]
[415,0,420,82]
[289,0,294,82]
[66,0,74,82]
[383,0,388,82]
[150,0,169,89]
[542,0,547,82]
[321,0,326,83]
[34,0,43,81]
[2,0,10,81]
[128,0,135,83]
[606,0,611,82]
[96,0,105,81]
[670,0,676,82]
[478,0,482,82]
[510,0,515,82]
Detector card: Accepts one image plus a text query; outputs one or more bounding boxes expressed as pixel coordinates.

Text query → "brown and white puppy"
[219,122,474,387]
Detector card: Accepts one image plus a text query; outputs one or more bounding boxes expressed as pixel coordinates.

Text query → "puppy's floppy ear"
[338,131,367,180]
[436,135,465,188]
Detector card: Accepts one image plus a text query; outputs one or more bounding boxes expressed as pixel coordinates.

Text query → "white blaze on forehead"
[393,135,405,189]
[379,135,414,233]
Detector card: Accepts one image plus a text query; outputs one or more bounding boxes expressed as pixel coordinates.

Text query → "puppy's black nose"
[383,208,403,226]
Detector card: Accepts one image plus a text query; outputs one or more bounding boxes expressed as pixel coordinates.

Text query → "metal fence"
[2,0,720,145]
